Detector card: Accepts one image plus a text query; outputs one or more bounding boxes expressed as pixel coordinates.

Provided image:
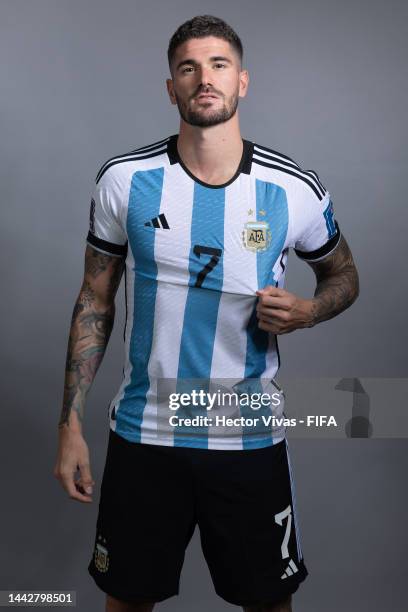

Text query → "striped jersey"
[86,133,341,450]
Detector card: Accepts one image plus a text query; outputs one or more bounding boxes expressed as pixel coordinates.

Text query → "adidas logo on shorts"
[281,558,298,579]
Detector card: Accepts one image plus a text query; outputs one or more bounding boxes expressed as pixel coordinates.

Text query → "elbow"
[345,266,360,310]
[351,266,360,304]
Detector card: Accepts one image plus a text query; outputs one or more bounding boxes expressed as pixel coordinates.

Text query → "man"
[54,15,359,612]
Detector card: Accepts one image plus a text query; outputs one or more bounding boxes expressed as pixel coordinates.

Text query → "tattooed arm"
[54,245,124,502]
[306,234,359,325]
[59,245,125,431]
[256,234,359,334]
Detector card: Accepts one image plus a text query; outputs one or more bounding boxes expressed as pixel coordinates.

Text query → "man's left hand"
[255,286,314,334]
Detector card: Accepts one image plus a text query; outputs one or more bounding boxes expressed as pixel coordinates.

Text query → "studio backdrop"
[1,1,407,611]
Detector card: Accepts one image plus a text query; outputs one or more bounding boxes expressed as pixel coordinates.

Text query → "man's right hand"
[54,425,95,503]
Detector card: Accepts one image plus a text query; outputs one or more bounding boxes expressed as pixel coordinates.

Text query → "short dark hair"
[167,15,243,73]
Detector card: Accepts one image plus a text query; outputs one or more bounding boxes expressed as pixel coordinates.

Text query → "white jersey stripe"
[208,179,255,449]
[141,165,195,446]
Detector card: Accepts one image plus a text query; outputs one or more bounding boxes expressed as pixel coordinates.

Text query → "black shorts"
[88,429,308,607]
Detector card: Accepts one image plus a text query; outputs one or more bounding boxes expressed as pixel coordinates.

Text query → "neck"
[176,113,243,185]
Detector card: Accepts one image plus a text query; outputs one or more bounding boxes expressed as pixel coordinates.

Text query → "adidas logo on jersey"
[144,213,170,229]
[281,559,298,579]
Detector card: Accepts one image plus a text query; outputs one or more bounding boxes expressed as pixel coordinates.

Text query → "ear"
[166,78,177,105]
[238,69,249,99]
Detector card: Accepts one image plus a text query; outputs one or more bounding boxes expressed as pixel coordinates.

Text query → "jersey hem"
[109,425,285,450]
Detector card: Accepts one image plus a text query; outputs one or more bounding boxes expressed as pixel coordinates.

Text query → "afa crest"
[242,220,272,252]
[94,536,109,573]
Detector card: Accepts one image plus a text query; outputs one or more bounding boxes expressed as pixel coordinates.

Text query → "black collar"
[166,133,254,189]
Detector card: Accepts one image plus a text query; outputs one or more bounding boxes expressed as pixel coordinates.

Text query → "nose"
[198,65,213,88]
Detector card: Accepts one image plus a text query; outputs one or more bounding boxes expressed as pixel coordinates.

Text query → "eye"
[181,66,194,73]
[214,63,226,68]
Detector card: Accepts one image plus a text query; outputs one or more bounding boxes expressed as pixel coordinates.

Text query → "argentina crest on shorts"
[94,535,109,573]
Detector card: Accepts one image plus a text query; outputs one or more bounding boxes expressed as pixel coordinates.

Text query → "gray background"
[1,0,407,610]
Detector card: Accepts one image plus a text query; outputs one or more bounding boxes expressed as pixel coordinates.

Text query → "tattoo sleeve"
[307,234,359,326]
[58,247,125,430]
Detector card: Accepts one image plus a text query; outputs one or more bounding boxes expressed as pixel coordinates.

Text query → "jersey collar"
[166,133,254,189]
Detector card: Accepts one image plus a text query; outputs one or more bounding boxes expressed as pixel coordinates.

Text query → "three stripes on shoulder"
[95,136,171,184]
[253,143,327,201]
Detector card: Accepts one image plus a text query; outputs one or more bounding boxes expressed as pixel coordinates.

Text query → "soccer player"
[54,15,359,612]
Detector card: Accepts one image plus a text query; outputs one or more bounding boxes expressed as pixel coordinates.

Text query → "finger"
[78,461,95,495]
[60,471,93,503]
[258,312,281,326]
[258,318,291,334]
[257,297,291,311]
[258,310,292,328]
[74,476,94,496]
[257,296,292,311]
[258,295,292,310]
[256,286,287,297]
[74,479,94,501]
[256,298,291,315]
[257,307,290,322]
[258,319,281,333]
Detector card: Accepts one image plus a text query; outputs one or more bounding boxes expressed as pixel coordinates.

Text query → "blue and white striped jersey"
[86,134,341,449]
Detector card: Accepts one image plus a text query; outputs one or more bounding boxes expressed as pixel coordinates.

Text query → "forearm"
[309,265,359,326]
[58,283,115,431]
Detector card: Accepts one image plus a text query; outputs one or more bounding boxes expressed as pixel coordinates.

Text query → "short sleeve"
[86,167,128,258]
[293,190,341,262]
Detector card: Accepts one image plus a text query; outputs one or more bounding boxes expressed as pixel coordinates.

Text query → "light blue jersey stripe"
[242,180,289,449]
[175,184,225,448]
[116,168,164,441]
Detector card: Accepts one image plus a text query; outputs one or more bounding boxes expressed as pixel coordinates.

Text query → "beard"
[174,87,240,127]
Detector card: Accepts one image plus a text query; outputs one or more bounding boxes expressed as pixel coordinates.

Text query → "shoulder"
[94,135,172,185]
[251,140,328,203]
